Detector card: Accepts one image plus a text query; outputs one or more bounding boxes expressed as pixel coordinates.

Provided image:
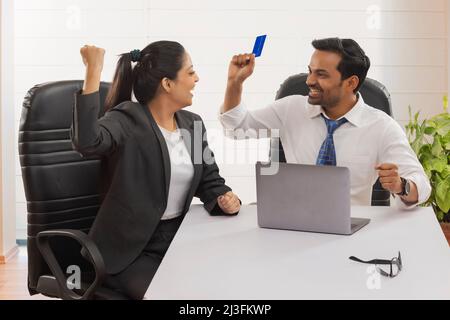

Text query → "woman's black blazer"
[71,92,234,274]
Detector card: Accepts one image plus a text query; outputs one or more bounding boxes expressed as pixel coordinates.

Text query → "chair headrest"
[275,73,392,117]
[20,80,111,131]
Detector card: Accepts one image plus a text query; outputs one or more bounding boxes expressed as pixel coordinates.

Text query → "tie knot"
[322,115,347,135]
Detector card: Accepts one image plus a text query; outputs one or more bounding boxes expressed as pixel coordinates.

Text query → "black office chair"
[271,73,392,206]
[19,80,129,299]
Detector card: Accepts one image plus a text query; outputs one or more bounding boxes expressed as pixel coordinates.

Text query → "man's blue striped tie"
[316,115,348,166]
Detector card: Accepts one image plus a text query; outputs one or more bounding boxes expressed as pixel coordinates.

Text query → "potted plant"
[405,96,450,246]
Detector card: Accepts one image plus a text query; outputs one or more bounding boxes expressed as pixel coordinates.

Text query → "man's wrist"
[397,179,419,205]
[395,177,410,196]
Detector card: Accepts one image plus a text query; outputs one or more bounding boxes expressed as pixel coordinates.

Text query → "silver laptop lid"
[256,162,351,235]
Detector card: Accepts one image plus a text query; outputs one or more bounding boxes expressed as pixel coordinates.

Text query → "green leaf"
[431,137,443,157]
[436,209,445,222]
[414,111,420,125]
[419,144,432,157]
[420,153,433,169]
[410,122,427,155]
[431,112,450,121]
[443,131,450,143]
[424,126,436,135]
[439,165,450,179]
[431,114,449,128]
[435,172,443,182]
[426,120,437,128]
[436,119,450,136]
[430,158,447,173]
[435,177,450,214]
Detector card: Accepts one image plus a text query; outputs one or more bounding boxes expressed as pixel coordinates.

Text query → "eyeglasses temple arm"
[349,256,392,265]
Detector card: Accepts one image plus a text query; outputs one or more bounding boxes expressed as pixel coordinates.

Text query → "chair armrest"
[36,229,105,300]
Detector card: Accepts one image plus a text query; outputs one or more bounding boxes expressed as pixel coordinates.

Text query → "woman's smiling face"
[168,52,200,108]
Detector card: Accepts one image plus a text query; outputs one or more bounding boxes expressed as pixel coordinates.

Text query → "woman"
[73,41,241,300]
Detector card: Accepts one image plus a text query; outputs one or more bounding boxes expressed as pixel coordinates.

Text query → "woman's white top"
[158,124,195,220]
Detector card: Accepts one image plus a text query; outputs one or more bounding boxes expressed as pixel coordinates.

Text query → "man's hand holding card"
[227,35,267,84]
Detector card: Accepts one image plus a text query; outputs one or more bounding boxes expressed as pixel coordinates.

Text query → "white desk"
[146,205,450,300]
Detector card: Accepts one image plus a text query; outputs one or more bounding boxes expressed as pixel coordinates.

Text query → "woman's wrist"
[82,67,102,94]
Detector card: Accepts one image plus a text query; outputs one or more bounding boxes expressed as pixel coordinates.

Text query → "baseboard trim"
[0,245,19,264]
[16,239,27,246]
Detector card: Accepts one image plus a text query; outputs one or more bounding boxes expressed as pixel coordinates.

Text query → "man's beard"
[308,93,340,109]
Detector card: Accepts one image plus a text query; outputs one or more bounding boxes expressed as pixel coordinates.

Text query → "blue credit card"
[252,35,267,57]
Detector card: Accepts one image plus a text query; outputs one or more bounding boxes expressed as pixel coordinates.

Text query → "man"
[219,37,431,208]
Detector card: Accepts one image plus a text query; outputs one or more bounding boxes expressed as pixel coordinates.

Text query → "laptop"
[255,162,370,235]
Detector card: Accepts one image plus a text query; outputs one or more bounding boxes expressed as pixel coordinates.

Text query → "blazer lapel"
[141,105,171,199]
[175,112,203,211]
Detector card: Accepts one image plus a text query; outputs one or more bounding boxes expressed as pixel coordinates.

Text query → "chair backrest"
[271,73,392,206]
[19,80,111,294]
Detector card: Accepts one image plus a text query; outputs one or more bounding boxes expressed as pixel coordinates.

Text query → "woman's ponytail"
[104,52,134,111]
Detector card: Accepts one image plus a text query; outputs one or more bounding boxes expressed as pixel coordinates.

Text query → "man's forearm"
[222,80,243,113]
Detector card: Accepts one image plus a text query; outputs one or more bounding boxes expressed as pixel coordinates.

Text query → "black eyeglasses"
[349,251,402,278]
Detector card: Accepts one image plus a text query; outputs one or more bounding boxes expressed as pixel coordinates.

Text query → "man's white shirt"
[219,94,431,208]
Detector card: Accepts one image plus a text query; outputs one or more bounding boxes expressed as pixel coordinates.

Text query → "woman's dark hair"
[104,40,186,111]
[311,38,371,93]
